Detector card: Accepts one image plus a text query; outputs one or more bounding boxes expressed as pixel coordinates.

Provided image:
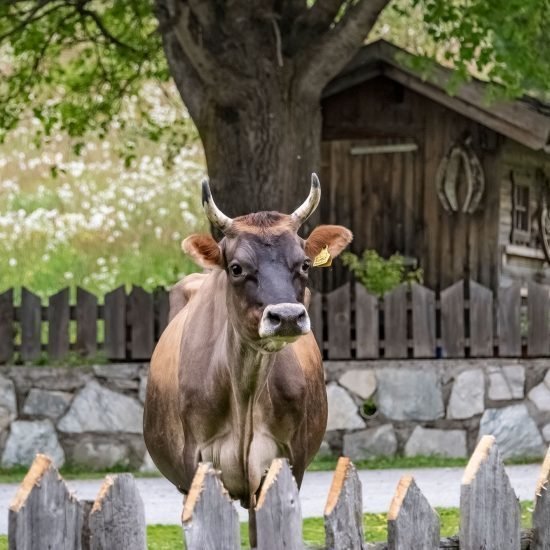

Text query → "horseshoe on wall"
[436,138,485,214]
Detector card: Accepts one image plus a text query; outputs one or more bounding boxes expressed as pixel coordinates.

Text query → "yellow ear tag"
[313,245,332,267]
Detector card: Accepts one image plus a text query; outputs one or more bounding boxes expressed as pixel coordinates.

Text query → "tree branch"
[76,5,141,54]
[296,0,391,92]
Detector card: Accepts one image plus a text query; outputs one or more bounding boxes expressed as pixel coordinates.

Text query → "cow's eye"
[301,259,311,273]
[230,264,243,277]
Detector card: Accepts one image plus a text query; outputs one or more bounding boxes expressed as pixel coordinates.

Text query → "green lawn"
[0,503,533,549]
[0,453,542,484]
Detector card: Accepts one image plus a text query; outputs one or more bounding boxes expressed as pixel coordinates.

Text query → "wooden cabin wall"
[320,76,502,292]
[497,141,550,286]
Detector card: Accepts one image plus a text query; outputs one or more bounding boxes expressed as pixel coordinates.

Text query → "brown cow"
[143,174,352,541]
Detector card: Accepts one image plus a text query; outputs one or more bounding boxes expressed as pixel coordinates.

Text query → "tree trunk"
[156,0,390,219]
[197,87,322,218]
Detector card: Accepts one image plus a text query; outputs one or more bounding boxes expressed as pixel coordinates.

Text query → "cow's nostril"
[267,311,281,325]
[297,311,306,323]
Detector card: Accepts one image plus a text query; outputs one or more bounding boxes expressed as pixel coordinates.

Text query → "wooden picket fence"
[8,437,550,549]
[1,278,550,363]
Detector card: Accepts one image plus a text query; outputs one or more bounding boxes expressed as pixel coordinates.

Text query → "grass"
[307,453,543,471]
[0,503,532,549]
[0,454,542,484]
[0,129,206,299]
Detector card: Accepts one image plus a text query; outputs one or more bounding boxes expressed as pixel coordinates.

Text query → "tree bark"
[198,85,322,217]
[155,0,390,217]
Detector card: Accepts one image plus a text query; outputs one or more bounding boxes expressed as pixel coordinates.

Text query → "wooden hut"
[320,40,550,292]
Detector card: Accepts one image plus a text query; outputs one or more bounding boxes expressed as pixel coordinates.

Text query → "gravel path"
[0,464,540,535]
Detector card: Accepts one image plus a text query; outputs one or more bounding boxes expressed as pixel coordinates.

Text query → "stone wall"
[325,359,550,460]
[0,364,151,470]
[0,359,549,469]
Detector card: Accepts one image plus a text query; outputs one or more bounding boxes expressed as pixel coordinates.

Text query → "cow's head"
[182,175,352,351]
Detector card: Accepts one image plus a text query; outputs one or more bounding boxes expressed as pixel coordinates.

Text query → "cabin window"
[511,172,531,246]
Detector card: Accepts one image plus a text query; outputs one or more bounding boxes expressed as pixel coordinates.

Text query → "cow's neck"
[225,323,276,401]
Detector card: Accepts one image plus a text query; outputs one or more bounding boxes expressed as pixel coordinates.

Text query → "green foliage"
[341,250,423,296]
[408,0,550,98]
[0,0,549,151]
[0,1,197,162]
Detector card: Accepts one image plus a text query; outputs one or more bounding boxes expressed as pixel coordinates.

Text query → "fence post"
[87,474,146,550]
[0,288,14,363]
[8,454,84,550]
[460,435,520,550]
[255,458,303,550]
[182,463,240,550]
[387,475,439,550]
[324,457,364,550]
[532,447,550,550]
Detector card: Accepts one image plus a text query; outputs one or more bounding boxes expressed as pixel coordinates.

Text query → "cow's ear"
[305,225,353,261]
[182,234,223,269]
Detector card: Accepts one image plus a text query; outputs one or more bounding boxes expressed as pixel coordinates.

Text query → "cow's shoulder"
[168,272,209,321]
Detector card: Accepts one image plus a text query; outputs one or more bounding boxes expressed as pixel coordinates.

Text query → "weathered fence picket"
[0,288,14,363]
[48,287,70,360]
[87,474,146,550]
[76,287,98,357]
[532,448,550,550]
[9,455,146,550]
[460,435,521,550]
[255,459,303,550]
[440,280,465,358]
[182,463,240,550]
[387,475,439,550]
[411,282,435,358]
[8,454,84,550]
[383,284,407,359]
[8,442,550,549]
[527,282,550,356]
[324,457,364,550]
[1,278,550,363]
[20,288,41,362]
[354,283,379,359]
[498,282,522,357]
[326,284,351,359]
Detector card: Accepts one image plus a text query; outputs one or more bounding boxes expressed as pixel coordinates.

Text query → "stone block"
[1,419,65,467]
[528,376,550,412]
[0,376,17,431]
[139,375,147,404]
[479,404,544,459]
[404,426,467,458]
[376,368,444,421]
[487,365,525,400]
[58,381,143,434]
[447,369,485,419]
[326,383,365,431]
[22,389,72,419]
[338,369,377,400]
[343,424,397,460]
[92,364,142,379]
[140,450,160,473]
[71,439,131,469]
[543,424,550,443]
[8,366,90,392]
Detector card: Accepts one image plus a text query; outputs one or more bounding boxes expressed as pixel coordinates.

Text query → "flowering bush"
[0,106,207,298]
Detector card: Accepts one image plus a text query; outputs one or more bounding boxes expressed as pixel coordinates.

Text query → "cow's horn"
[202,179,233,233]
[291,173,321,226]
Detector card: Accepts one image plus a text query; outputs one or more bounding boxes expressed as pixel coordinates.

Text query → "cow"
[143,174,352,544]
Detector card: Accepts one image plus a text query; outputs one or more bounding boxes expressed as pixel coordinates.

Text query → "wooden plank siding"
[321,75,502,294]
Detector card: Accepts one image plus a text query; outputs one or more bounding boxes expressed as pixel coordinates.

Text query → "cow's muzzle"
[258,303,310,339]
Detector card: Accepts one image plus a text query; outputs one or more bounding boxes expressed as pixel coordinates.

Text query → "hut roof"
[324,40,550,152]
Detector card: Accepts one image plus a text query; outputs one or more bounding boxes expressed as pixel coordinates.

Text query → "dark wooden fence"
[10,439,550,549]
[1,279,549,363]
